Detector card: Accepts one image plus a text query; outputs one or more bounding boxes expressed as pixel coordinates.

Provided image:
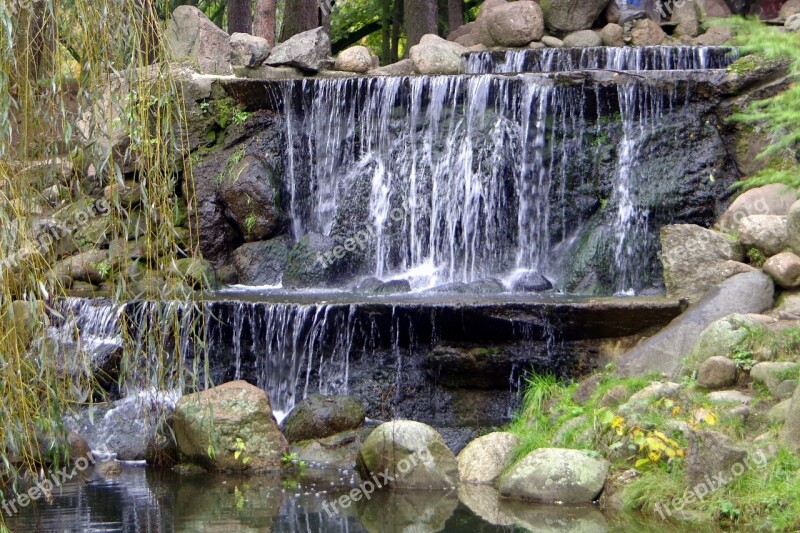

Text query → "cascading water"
[277,55,727,293]
[464,45,739,74]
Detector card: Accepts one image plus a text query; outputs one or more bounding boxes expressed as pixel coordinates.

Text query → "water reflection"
[6,464,617,532]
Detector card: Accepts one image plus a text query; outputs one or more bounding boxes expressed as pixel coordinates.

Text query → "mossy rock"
[281,394,365,443]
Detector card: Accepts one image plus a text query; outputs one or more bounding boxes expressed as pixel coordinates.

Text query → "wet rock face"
[280,394,366,443]
[218,155,283,242]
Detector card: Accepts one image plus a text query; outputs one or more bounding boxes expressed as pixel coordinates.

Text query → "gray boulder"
[781,0,800,19]
[660,224,746,302]
[369,59,417,76]
[631,19,667,46]
[563,30,603,48]
[232,237,290,286]
[671,0,700,37]
[172,380,288,472]
[335,45,373,73]
[457,432,520,484]
[219,155,283,242]
[356,420,458,489]
[717,184,796,234]
[409,34,466,75]
[779,381,800,452]
[167,6,231,75]
[738,215,788,257]
[289,428,372,468]
[617,271,774,378]
[699,0,731,18]
[483,1,544,47]
[751,362,800,398]
[265,27,331,72]
[697,356,738,390]
[786,13,800,31]
[497,448,609,504]
[281,394,365,443]
[770,290,800,320]
[764,252,800,289]
[693,24,733,46]
[685,314,765,372]
[229,33,271,67]
[786,200,800,255]
[768,398,791,424]
[686,429,747,488]
[600,23,625,46]
[544,0,610,33]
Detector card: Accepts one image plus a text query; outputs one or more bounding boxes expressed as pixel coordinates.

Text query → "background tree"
[404,0,436,48]
[228,0,252,33]
[280,0,319,40]
[447,0,463,33]
[254,0,278,45]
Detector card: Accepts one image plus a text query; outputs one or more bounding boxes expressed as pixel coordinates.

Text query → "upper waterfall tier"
[463,46,739,75]
[257,68,737,295]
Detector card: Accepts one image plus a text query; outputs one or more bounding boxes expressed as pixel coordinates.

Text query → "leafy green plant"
[233,437,250,465]
[244,214,257,234]
[747,247,767,267]
[91,260,112,280]
[731,347,756,371]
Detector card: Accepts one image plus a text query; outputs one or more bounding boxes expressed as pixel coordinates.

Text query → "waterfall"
[464,46,739,74]
[277,66,700,293]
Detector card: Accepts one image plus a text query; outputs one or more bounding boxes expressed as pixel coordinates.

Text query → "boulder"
[167,6,231,75]
[781,0,800,19]
[779,381,800,453]
[600,23,625,46]
[409,34,466,75]
[786,200,800,255]
[708,390,753,405]
[697,356,738,390]
[483,1,544,47]
[497,448,609,504]
[218,155,283,242]
[335,45,373,73]
[457,484,517,526]
[447,21,476,42]
[281,394,365,443]
[751,362,800,398]
[738,215,788,257]
[686,429,747,488]
[619,382,683,414]
[104,180,142,208]
[786,13,800,31]
[699,0,731,18]
[685,314,765,372]
[617,271,774,378]
[510,270,552,292]
[630,19,667,46]
[369,59,417,76]
[60,249,110,285]
[457,432,520,484]
[229,33,271,67]
[693,24,733,46]
[671,1,700,37]
[562,30,603,47]
[541,36,564,47]
[356,420,458,489]
[770,290,800,320]
[717,184,796,233]
[660,224,746,301]
[231,237,290,286]
[172,380,288,471]
[543,0,610,33]
[282,233,349,288]
[265,27,331,72]
[768,398,791,424]
[289,428,372,468]
[764,252,800,289]
[64,391,178,461]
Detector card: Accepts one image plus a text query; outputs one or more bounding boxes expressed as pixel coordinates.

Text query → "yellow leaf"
[648,450,662,462]
[635,458,651,469]
[672,406,682,417]
[676,449,686,457]
[704,412,718,425]
[665,448,676,458]
[646,437,666,452]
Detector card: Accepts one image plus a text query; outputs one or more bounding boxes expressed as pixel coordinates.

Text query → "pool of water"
[4,463,616,532]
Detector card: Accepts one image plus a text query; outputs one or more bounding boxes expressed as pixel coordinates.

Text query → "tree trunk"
[254,0,278,46]
[381,0,391,62]
[448,0,463,33]
[280,0,320,41]
[404,0,437,49]
[391,0,403,62]
[228,0,252,34]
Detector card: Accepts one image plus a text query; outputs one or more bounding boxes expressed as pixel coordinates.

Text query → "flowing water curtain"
[0,0,205,496]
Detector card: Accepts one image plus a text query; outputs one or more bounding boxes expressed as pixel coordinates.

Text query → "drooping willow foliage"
[724,17,800,189]
[0,0,208,508]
